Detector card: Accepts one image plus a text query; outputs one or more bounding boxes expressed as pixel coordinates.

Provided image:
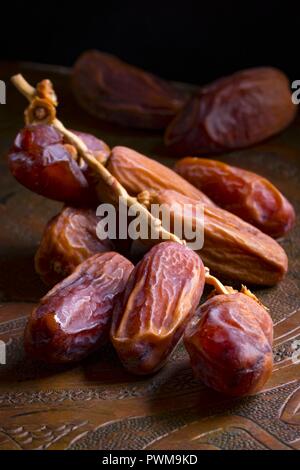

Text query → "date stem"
[11,74,184,247]
[204,268,231,295]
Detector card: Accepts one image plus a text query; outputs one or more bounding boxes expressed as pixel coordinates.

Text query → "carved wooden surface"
[0,62,300,450]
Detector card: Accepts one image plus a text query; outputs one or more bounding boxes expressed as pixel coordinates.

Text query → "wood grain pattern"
[0,62,300,450]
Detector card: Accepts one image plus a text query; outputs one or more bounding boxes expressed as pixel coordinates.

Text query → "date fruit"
[72,50,188,129]
[25,252,134,363]
[71,129,110,164]
[8,124,110,203]
[111,242,205,375]
[105,146,215,206]
[148,189,288,285]
[35,206,114,286]
[184,292,273,396]
[165,67,297,155]
[175,157,296,238]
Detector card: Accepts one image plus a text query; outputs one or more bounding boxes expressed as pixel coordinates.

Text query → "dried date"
[105,146,215,206]
[70,129,110,187]
[184,292,273,396]
[25,252,134,363]
[111,242,205,375]
[35,206,114,286]
[165,67,297,155]
[175,157,296,238]
[72,50,188,129]
[148,189,288,285]
[8,124,110,203]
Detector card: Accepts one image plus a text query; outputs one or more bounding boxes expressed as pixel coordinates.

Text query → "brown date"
[105,146,215,206]
[165,67,297,155]
[72,50,188,129]
[175,157,296,238]
[111,242,205,375]
[8,124,110,203]
[71,129,110,164]
[148,189,288,285]
[35,206,114,286]
[69,129,111,188]
[184,292,273,396]
[25,252,134,363]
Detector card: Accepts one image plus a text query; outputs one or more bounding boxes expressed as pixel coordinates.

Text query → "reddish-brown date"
[165,67,297,155]
[148,189,288,285]
[105,146,215,206]
[8,124,110,203]
[70,129,110,187]
[175,157,296,238]
[72,50,188,130]
[111,242,205,375]
[35,206,114,286]
[184,292,273,396]
[25,252,134,363]
[71,129,110,163]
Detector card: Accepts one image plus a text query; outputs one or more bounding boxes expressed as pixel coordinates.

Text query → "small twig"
[11,74,35,101]
[204,267,231,295]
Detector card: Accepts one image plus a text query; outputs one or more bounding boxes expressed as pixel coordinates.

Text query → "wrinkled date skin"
[165,67,297,155]
[72,50,188,130]
[184,293,273,396]
[8,124,110,203]
[175,157,296,238]
[25,252,134,363]
[149,189,288,285]
[35,206,114,286]
[111,242,205,375]
[105,146,214,206]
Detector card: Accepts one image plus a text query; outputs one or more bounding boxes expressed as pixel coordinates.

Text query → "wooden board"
[0,62,300,450]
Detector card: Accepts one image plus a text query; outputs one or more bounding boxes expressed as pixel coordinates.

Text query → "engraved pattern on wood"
[280,387,300,425]
[0,421,89,450]
[197,429,267,450]
[146,384,300,450]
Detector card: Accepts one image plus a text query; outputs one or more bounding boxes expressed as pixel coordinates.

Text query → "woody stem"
[204,268,231,295]
[11,74,184,246]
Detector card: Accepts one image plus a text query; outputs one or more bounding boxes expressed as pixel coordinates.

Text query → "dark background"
[1,1,299,85]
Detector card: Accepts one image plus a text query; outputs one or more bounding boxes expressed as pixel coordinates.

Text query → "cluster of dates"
[27,238,273,398]
[72,51,297,155]
[7,116,295,397]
